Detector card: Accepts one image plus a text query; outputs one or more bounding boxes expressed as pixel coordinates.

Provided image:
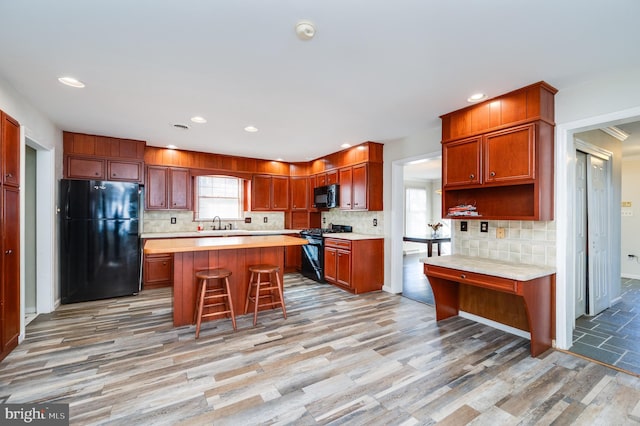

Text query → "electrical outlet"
[170,217,177,224]
[373,218,377,227]
[496,227,505,239]
[480,221,488,232]
[244,217,251,223]
[461,221,468,232]
[263,217,268,223]
[323,217,326,224]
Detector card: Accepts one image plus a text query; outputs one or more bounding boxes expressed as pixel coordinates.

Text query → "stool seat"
[194,268,236,338]
[196,268,232,280]
[244,264,286,326]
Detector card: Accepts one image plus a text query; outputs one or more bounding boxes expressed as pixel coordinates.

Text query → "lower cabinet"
[324,237,383,294]
[143,253,173,289]
[1,186,20,361]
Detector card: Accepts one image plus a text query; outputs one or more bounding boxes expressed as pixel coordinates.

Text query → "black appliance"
[60,179,141,304]
[313,184,339,209]
[300,224,352,282]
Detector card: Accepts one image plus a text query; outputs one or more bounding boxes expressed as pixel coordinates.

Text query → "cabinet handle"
[6,173,12,178]
[162,262,167,266]
[113,173,117,177]
[460,274,466,279]
[95,172,100,176]
[490,171,496,177]
[469,174,475,179]
[5,249,12,254]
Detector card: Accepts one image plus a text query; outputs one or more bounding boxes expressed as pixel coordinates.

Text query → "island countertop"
[421,254,555,281]
[144,234,308,254]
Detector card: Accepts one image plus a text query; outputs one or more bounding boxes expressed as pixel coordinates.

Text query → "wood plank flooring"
[2,274,640,425]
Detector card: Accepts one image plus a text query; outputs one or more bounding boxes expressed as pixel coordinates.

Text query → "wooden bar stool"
[194,268,236,338]
[244,264,287,326]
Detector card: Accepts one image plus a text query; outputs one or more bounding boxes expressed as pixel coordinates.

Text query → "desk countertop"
[421,254,556,281]
[144,234,308,254]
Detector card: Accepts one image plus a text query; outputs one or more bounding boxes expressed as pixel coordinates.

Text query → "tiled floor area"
[401,252,434,305]
[571,277,640,376]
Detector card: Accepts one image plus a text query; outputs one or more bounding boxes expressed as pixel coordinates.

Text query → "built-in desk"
[422,255,555,357]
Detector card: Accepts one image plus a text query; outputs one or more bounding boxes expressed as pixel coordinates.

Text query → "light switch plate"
[461,221,468,232]
[480,221,488,232]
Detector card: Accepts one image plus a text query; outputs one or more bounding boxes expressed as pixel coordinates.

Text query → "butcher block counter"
[144,235,308,326]
[422,255,556,357]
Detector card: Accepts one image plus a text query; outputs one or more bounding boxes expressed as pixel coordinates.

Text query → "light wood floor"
[2,274,640,425]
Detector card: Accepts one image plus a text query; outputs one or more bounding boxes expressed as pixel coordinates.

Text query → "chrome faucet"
[212,215,222,230]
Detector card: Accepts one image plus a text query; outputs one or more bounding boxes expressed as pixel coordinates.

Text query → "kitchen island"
[144,235,308,326]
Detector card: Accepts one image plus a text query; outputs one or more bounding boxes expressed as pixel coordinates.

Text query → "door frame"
[555,106,640,350]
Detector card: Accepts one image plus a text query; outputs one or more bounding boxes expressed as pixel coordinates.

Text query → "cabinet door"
[290,176,308,210]
[308,175,317,209]
[339,167,353,209]
[169,168,190,209]
[326,170,338,185]
[2,186,20,351]
[271,176,289,211]
[442,137,481,187]
[146,166,168,209]
[351,164,367,210]
[252,175,271,210]
[64,132,97,156]
[336,249,351,288]
[2,113,20,187]
[66,156,105,180]
[143,254,173,287]
[484,124,535,183]
[324,247,337,283]
[108,160,143,183]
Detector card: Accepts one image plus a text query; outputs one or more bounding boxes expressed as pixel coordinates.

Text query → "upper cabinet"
[2,113,20,188]
[338,163,382,211]
[146,166,191,210]
[440,81,557,221]
[251,175,289,211]
[290,176,308,211]
[63,132,146,183]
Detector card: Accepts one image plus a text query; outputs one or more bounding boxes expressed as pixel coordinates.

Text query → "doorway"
[24,145,37,324]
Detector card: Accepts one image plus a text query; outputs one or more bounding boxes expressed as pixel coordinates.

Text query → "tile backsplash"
[142,211,285,233]
[453,220,556,266]
[322,210,384,235]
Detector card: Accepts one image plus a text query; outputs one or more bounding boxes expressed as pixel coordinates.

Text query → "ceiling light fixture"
[601,126,630,141]
[244,125,258,133]
[295,20,316,41]
[58,76,85,88]
[467,93,487,103]
[190,116,207,124]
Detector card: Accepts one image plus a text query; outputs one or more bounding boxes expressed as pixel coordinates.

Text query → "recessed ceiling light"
[58,77,85,88]
[190,116,207,124]
[166,145,178,150]
[341,143,351,149]
[275,158,284,162]
[467,93,487,103]
[244,125,258,133]
[295,20,316,41]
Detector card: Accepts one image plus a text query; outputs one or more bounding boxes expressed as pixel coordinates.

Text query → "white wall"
[622,156,640,279]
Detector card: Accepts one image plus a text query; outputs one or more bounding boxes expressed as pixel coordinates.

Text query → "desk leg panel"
[520,277,552,357]
[427,276,460,320]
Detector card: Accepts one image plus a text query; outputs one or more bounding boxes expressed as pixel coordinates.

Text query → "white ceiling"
[1,1,639,162]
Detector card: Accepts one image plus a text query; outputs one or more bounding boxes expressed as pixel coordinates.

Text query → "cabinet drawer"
[144,254,173,285]
[324,238,351,250]
[424,265,518,294]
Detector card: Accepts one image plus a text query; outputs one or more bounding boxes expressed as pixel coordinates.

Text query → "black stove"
[300,225,352,282]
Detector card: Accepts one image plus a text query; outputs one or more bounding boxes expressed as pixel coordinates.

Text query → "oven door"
[300,234,325,282]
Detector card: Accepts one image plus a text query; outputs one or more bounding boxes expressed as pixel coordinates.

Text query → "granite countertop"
[323,233,383,241]
[141,229,302,239]
[144,234,308,254]
[421,254,556,281]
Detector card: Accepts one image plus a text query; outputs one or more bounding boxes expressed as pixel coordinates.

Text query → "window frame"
[194,175,244,221]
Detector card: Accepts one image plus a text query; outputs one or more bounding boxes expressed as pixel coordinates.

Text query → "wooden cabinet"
[441,81,556,221]
[145,166,191,210]
[63,132,145,183]
[251,175,289,211]
[324,237,383,294]
[290,176,308,210]
[143,253,173,289]
[338,163,382,211]
[0,111,20,363]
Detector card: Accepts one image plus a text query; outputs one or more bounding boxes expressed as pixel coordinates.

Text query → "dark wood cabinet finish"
[290,176,308,210]
[146,166,191,210]
[324,237,383,294]
[440,82,556,221]
[65,156,105,179]
[251,175,289,211]
[338,167,353,209]
[108,160,144,182]
[0,111,20,363]
[143,253,173,289]
[338,163,382,211]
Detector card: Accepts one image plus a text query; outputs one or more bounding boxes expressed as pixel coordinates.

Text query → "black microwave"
[314,184,339,209]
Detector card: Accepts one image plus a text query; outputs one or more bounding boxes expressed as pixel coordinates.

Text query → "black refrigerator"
[60,179,141,304]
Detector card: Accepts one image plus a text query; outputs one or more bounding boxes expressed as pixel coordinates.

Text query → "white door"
[586,155,610,315]
[575,152,587,318]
